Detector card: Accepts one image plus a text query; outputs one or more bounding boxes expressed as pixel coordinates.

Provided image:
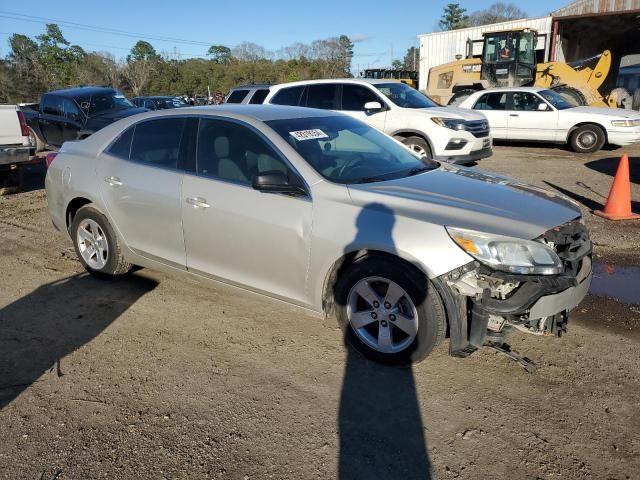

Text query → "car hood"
[346,165,581,240]
[568,106,640,119]
[86,107,148,130]
[410,106,486,121]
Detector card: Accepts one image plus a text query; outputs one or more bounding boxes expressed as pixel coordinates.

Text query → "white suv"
[263,79,492,164]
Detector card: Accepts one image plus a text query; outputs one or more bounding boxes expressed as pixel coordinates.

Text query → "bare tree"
[468,2,527,26]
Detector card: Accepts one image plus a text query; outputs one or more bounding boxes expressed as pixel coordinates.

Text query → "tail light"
[45,152,58,168]
[17,110,30,137]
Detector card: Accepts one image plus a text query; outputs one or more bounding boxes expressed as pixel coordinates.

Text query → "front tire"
[569,124,605,153]
[400,136,432,159]
[334,256,446,366]
[70,205,132,277]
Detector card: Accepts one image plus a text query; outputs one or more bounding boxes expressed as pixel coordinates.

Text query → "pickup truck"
[23,86,147,151]
[0,104,36,191]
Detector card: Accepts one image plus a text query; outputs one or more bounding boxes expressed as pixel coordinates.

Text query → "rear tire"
[28,128,45,153]
[401,136,432,159]
[334,256,446,366]
[632,88,640,111]
[448,89,476,106]
[569,124,605,153]
[551,86,587,106]
[70,205,132,278]
[609,87,632,109]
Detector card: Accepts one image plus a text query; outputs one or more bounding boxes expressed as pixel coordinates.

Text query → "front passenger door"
[506,92,558,141]
[339,83,387,131]
[181,117,313,305]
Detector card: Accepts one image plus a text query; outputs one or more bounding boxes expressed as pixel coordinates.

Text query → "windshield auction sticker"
[289,129,328,141]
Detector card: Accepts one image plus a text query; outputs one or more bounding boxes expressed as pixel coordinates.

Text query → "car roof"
[133,96,179,100]
[230,84,272,89]
[270,78,396,89]
[48,86,117,97]
[472,86,547,94]
[116,104,343,122]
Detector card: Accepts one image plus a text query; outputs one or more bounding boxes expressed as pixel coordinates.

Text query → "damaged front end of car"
[435,219,592,370]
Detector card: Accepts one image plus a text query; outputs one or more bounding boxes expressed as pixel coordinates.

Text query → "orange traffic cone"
[593,154,640,220]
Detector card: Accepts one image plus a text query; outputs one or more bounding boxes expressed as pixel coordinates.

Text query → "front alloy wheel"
[347,277,419,354]
[334,256,446,365]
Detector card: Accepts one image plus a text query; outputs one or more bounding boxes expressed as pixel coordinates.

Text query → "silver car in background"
[45,105,592,365]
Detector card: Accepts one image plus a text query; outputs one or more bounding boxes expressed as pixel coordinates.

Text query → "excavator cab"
[481,29,537,88]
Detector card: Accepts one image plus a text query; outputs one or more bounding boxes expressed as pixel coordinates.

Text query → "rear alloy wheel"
[71,205,132,277]
[334,257,446,365]
[569,124,605,154]
[401,136,432,159]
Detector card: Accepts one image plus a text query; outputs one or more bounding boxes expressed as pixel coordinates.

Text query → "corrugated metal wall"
[418,17,552,89]
[552,0,640,17]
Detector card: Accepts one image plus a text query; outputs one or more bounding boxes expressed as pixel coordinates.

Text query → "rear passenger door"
[181,117,312,305]
[472,92,509,139]
[339,83,387,131]
[98,117,197,268]
[61,98,84,143]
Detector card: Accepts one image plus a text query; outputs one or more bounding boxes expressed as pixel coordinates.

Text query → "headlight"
[446,226,563,275]
[611,119,640,127]
[431,117,466,130]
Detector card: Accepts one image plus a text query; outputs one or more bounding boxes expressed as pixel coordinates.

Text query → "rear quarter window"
[106,127,134,160]
[226,90,250,103]
[249,89,269,104]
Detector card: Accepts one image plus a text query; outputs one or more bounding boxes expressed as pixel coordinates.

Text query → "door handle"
[104,176,123,187]
[186,197,211,208]
[509,113,519,117]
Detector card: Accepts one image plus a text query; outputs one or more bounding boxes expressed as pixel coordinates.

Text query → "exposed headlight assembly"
[431,117,466,130]
[446,226,563,275]
[611,119,640,127]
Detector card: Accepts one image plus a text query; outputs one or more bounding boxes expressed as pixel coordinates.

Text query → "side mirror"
[364,101,383,113]
[537,103,549,111]
[252,171,306,196]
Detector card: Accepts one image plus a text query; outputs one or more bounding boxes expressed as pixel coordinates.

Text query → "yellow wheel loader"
[426,28,637,110]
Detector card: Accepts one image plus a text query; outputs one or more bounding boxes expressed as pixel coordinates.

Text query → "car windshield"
[266,115,438,184]
[77,91,135,116]
[374,82,438,108]
[538,89,576,110]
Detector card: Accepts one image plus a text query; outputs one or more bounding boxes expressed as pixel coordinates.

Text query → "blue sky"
[0,0,565,68]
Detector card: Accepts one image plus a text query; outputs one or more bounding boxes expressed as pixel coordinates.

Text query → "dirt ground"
[0,143,639,480]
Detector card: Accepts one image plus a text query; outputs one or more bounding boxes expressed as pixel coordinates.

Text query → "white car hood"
[568,106,640,119]
[412,106,486,121]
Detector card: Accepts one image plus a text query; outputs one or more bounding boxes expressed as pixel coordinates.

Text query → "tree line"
[0,24,355,103]
[439,2,527,31]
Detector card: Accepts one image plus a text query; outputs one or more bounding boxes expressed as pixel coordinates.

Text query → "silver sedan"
[45,105,592,365]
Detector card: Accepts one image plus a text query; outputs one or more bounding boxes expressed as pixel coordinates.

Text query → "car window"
[130,118,188,169]
[266,115,438,184]
[305,84,338,109]
[473,92,507,110]
[226,90,250,104]
[270,86,304,106]
[62,98,82,122]
[511,92,545,111]
[341,84,382,111]
[249,89,269,104]
[106,126,134,160]
[374,82,438,108]
[42,95,63,116]
[197,118,292,186]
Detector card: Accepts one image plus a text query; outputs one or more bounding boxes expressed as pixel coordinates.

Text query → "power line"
[0,11,223,47]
